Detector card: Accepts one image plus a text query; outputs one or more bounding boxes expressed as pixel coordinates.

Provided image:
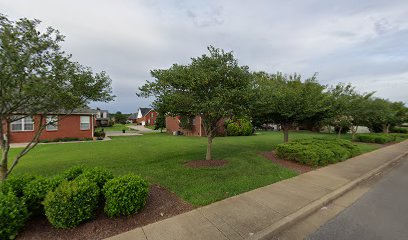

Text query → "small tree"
[254,72,330,142]
[138,46,252,160]
[0,15,114,180]
[154,113,166,133]
[366,99,407,134]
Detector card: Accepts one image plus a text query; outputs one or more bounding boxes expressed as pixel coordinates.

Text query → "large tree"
[366,98,407,134]
[0,15,114,180]
[254,72,330,142]
[326,83,373,139]
[138,46,252,160]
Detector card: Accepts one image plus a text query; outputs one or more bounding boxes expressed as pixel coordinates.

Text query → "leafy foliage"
[78,167,114,189]
[0,175,37,197]
[22,176,59,215]
[43,178,100,228]
[103,174,148,217]
[225,118,253,136]
[0,14,114,180]
[276,139,360,166]
[253,72,330,142]
[0,192,28,240]
[138,46,252,160]
[355,134,396,144]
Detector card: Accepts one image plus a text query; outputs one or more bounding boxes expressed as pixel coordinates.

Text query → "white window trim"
[10,116,34,132]
[80,116,91,130]
[46,116,58,131]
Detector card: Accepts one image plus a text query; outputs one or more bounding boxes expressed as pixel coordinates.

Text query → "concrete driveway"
[128,125,160,132]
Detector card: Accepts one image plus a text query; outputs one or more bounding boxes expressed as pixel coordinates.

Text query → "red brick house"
[166,115,225,136]
[2,109,97,143]
[133,108,158,126]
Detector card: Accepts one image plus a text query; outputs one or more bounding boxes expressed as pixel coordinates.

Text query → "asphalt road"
[307,155,408,240]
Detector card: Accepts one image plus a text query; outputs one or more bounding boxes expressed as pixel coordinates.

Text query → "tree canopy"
[138,46,252,160]
[0,15,114,179]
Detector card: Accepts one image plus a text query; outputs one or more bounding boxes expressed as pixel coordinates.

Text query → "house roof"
[139,108,152,117]
[128,113,138,120]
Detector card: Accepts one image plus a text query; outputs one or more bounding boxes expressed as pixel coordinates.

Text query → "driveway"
[128,125,160,132]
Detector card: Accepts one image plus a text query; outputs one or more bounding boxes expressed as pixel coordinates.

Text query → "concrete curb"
[249,150,408,240]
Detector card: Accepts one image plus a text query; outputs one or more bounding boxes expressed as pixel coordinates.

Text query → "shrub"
[93,131,106,139]
[355,134,395,144]
[0,192,28,240]
[61,166,88,181]
[226,118,253,136]
[78,167,114,189]
[0,175,37,198]
[22,176,59,215]
[44,178,100,228]
[103,174,148,217]
[390,127,408,134]
[275,138,360,166]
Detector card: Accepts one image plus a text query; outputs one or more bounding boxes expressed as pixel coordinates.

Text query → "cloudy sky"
[1,0,407,113]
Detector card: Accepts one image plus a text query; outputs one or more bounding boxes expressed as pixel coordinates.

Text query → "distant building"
[130,108,158,126]
[2,108,97,143]
[165,115,225,136]
[95,109,109,127]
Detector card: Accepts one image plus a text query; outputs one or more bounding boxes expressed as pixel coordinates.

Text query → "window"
[147,119,151,124]
[103,112,107,118]
[192,118,196,125]
[151,112,154,118]
[80,116,90,130]
[46,116,58,131]
[11,117,34,131]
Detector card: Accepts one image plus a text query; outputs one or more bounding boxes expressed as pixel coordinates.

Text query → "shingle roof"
[139,108,152,117]
[128,113,138,120]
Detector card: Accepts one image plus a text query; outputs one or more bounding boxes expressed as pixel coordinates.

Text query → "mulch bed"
[18,184,194,240]
[184,159,229,168]
[261,151,315,174]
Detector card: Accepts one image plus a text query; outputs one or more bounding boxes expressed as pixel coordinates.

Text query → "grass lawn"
[95,123,136,132]
[8,131,379,206]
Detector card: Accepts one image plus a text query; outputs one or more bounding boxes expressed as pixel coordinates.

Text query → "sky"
[1,0,407,113]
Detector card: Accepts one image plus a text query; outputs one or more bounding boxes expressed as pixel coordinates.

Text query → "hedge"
[355,134,395,144]
[275,138,360,166]
[225,118,253,136]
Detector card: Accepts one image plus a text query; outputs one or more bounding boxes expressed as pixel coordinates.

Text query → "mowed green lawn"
[8,131,379,206]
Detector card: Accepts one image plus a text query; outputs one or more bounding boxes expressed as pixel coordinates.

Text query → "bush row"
[355,134,394,144]
[0,167,148,239]
[390,127,408,134]
[275,138,361,166]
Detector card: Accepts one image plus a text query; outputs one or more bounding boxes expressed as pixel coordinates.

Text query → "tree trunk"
[206,133,213,160]
[351,125,358,140]
[0,124,10,181]
[382,124,390,134]
[282,124,290,143]
[337,126,342,138]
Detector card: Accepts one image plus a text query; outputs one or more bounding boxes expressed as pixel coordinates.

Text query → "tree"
[0,15,114,180]
[154,113,166,133]
[138,46,252,160]
[112,111,128,125]
[366,99,407,134]
[254,72,330,142]
[326,83,373,139]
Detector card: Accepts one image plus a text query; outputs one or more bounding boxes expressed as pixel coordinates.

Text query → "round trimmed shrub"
[79,167,114,189]
[103,174,148,217]
[43,178,100,228]
[61,166,87,181]
[0,175,37,198]
[226,118,253,136]
[22,176,59,215]
[0,192,28,240]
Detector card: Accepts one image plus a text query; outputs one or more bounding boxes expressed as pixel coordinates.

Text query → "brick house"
[166,115,225,136]
[134,108,158,126]
[2,109,97,143]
